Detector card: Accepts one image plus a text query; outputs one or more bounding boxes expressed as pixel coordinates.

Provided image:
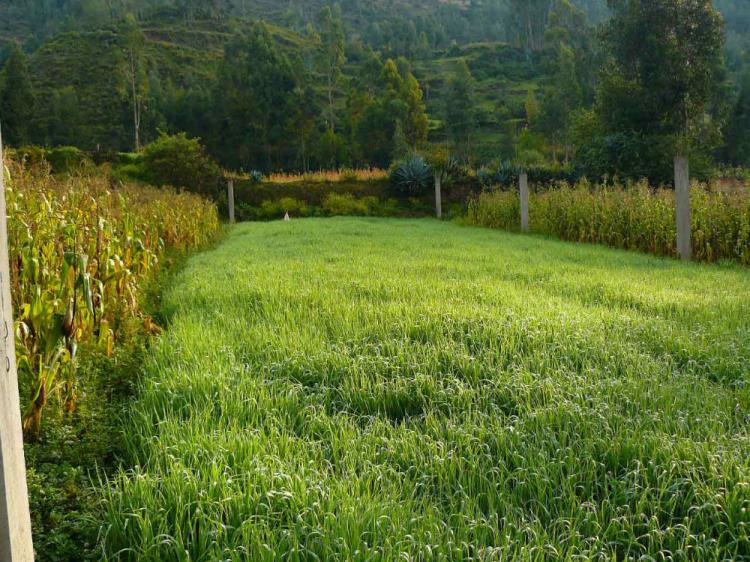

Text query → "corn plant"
[467,180,750,264]
[4,157,219,440]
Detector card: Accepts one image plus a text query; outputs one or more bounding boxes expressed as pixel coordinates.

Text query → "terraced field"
[102,218,750,561]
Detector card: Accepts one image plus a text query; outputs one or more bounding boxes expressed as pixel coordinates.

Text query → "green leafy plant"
[390,155,432,195]
[6,157,220,439]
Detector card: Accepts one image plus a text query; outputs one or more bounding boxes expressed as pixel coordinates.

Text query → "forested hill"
[1,0,747,55]
[0,0,749,174]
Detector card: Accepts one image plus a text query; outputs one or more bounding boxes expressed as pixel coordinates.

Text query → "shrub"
[11,146,94,175]
[278,197,309,216]
[390,156,432,195]
[322,193,372,216]
[142,133,223,198]
[14,146,47,168]
[46,146,92,174]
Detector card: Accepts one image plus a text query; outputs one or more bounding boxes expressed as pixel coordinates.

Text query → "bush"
[46,146,92,174]
[142,133,223,198]
[390,156,432,195]
[466,181,750,264]
[322,193,373,216]
[11,146,93,174]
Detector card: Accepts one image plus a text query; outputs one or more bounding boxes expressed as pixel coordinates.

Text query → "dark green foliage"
[211,22,299,171]
[724,71,750,166]
[576,0,726,183]
[0,0,748,173]
[45,146,92,174]
[0,45,34,145]
[142,133,222,197]
[443,60,476,162]
[315,6,346,132]
[599,0,724,139]
[13,145,93,174]
[477,161,581,188]
[390,155,432,195]
[348,57,429,167]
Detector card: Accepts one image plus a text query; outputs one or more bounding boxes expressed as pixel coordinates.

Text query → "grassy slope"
[102,218,750,561]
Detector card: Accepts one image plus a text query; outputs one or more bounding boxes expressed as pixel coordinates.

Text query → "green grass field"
[102,218,750,561]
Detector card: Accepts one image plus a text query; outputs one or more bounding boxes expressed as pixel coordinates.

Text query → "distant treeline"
[0,0,749,182]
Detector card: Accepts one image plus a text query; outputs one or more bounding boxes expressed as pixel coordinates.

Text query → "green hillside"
[0,0,748,172]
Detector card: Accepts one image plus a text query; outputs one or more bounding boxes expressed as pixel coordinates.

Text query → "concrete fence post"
[227,179,235,224]
[434,172,442,220]
[519,172,529,232]
[674,155,691,261]
[0,127,35,561]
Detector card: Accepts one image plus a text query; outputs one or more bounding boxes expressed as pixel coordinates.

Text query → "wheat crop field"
[102,218,750,561]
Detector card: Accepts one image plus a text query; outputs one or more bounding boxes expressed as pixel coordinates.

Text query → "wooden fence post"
[227,179,235,224]
[675,155,691,261]
[519,171,529,232]
[0,127,35,561]
[434,172,442,219]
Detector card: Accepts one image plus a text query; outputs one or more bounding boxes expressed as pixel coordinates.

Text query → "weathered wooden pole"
[434,172,442,219]
[674,155,691,261]
[227,179,235,224]
[519,171,529,232]
[0,127,35,561]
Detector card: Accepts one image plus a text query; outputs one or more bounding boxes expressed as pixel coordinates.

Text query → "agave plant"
[390,156,433,195]
[248,170,265,184]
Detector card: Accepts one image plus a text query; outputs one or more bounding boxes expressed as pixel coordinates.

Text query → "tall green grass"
[102,218,750,561]
[467,182,750,264]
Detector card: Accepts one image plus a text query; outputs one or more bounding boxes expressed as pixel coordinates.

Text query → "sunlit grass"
[226,168,389,184]
[102,218,750,561]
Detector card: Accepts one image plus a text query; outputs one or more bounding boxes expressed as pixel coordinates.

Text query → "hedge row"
[232,178,477,220]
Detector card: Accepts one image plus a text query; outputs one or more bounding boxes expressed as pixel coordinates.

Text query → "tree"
[142,133,223,198]
[0,46,35,146]
[607,1,722,168]
[578,0,725,182]
[399,70,429,150]
[119,16,147,151]
[47,87,82,146]
[506,0,553,53]
[316,6,346,133]
[212,23,299,171]
[538,45,583,162]
[348,57,429,167]
[288,84,319,171]
[724,72,750,166]
[444,60,476,162]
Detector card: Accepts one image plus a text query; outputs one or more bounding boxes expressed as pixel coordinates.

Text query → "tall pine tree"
[444,60,476,162]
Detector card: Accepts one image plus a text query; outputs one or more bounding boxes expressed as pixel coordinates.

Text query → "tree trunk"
[328,72,335,134]
[675,155,691,261]
[130,52,141,152]
[435,173,442,219]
